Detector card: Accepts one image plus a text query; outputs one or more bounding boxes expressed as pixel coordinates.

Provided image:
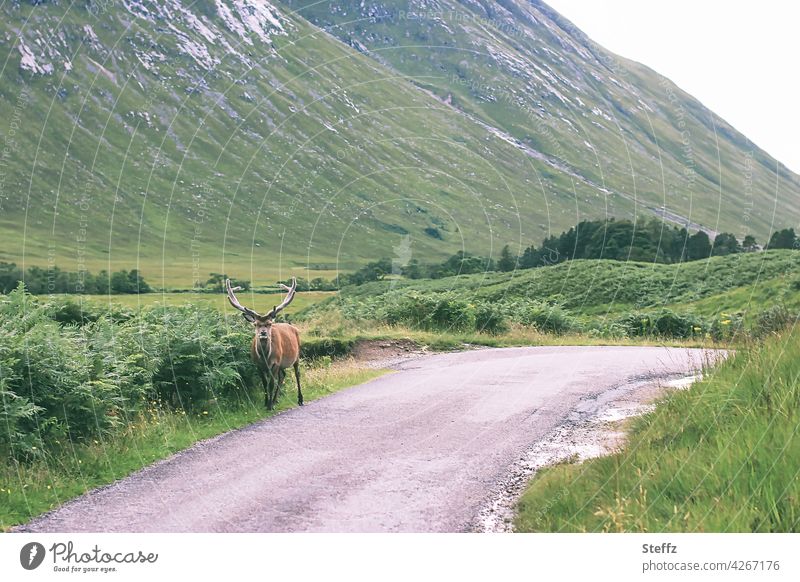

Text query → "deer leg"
[269,365,281,409]
[259,368,272,410]
[294,361,303,406]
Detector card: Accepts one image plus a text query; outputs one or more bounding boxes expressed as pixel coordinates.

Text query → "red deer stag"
[225,277,302,410]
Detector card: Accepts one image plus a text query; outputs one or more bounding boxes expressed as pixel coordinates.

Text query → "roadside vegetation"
[515,326,800,532]
[302,250,800,342]
[0,285,384,529]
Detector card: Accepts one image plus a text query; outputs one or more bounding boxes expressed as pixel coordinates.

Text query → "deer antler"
[225,279,261,321]
[265,277,297,319]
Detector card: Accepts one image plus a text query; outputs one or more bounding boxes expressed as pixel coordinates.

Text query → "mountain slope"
[0,1,796,286]
[286,0,800,238]
[0,0,560,284]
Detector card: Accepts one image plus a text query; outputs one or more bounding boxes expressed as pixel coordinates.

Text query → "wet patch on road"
[473,374,702,533]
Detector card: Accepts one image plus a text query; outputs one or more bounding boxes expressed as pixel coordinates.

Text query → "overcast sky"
[546,0,800,173]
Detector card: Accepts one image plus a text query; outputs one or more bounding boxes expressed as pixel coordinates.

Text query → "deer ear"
[242,312,256,323]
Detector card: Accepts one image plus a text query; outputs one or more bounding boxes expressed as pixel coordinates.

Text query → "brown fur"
[250,320,302,410]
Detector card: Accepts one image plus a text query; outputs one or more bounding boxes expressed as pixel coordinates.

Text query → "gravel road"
[18,346,717,533]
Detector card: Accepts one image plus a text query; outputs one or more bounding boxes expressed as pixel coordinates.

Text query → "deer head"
[225,277,297,339]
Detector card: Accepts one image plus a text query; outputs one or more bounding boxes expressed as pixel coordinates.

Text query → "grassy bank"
[303,251,800,341]
[515,328,800,532]
[305,324,715,352]
[321,251,800,313]
[0,362,384,531]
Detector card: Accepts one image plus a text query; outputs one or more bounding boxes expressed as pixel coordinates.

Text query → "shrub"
[0,286,258,461]
[651,310,705,338]
[710,312,744,341]
[585,321,628,339]
[0,289,133,457]
[430,296,475,331]
[754,305,795,337]
[49,297,133,326]
[616,312,654,337]
[301,338,355,360]
[143,306,253,411]
[378,292,477,332]
[617,310,706,338]
[0,352,44,457]
[474,302,509,335]
[518,302,576,334]
[381,292,437,329]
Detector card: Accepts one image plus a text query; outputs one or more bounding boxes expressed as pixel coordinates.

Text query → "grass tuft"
[514,329,800,532]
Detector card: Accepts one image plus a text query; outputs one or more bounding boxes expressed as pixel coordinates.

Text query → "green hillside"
[0,0,564,285]
[1,1,797,288]
[288,0,800,239]
[315,250,800,320]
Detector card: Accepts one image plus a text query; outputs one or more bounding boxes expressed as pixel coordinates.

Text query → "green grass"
[54,290,335,318]
[304,251,800,341]
[307,324,713,352]
[0,362,385,531]
[514,328,800,532]
[330,250,800,317]
[55,251,800,329]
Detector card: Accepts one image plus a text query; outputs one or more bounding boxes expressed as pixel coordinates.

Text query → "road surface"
[18,346,716,532]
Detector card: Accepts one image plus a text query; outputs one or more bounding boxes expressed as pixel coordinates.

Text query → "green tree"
[110,270,133,293]
[0,262,23,293]
[127,269,152,293]
[23,266,48,295]
[339,258,392,286]
[309,277,336,291]
[712,232,742,256]
[767,228,797,250]
[401,259,425,280]
[279,278,310,292]
[497,245,517,272]
[206,273,249,292]
[742,234,759,252]
[686,231,712,261]
[95,270,112,294]
[518,245,539,269]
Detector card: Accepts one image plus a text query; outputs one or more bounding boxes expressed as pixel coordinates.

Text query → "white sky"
[545,0,800,173]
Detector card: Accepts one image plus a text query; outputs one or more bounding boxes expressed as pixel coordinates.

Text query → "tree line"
[0,263,152,294]
[3,221,796,293]
[510,221,796,270]
[343,219,799,284]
